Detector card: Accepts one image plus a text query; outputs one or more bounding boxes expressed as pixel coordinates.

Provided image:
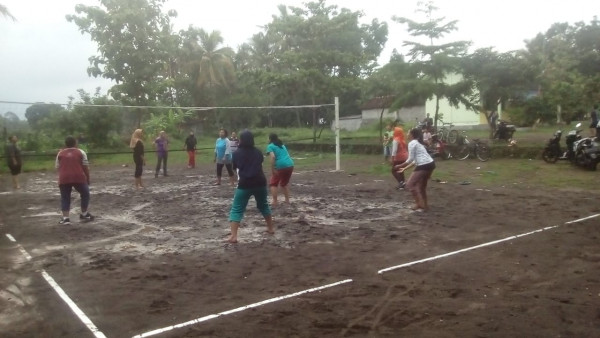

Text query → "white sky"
[0,0,597,117]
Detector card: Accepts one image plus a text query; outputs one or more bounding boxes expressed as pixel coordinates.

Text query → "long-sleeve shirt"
[406,140,434,167]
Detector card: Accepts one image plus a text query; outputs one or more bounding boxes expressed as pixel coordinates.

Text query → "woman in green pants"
[227,130,274,243]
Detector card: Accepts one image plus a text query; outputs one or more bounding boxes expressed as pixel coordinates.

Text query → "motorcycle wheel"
[574,150,592,169]
[476,144,491,162]
[455,144,470,160]
[448,130,459,144]
[542,148,559,163]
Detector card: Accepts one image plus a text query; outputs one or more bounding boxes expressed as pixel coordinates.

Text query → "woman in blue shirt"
[266,133,294,207]
[214,128,234,185]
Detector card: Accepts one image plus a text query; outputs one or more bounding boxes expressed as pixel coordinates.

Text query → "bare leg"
[270,186,278,207]
[12,175,20,190]
[282,185,290,204]
[264,215,274,234]
[229,175,235,186]
[227,222,239,243]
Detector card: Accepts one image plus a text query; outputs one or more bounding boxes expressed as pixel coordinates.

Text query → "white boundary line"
[5,233,107,338]
[378,214,600,274]
[132,279,353,338]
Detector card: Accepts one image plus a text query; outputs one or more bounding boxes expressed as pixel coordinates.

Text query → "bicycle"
[435,120,459,145]
[454,131,491,162]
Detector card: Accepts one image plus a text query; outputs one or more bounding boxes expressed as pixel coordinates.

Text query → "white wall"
[425,73,481,126]
[361,106,425,127]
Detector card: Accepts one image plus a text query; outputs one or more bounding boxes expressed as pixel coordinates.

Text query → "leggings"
[217,163,234,177]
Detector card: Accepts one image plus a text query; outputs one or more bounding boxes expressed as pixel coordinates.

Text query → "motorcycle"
[542,123,583,163]
[573,135,600,170]
[427,134,450,160]
[494,120,516,142]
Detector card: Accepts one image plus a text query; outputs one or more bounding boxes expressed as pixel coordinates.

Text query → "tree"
[69,89,123,147]
[0,3,16,21]
[393,1,473,129]
[66,0,178,127]
[25,103,65,131]
[179,28,236,107]
[251,0,387,138]
[461,48,534,133]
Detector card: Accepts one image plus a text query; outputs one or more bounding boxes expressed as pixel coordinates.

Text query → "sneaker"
[396,182,405,190]
[79,213,95,221]
[59,217,71,225]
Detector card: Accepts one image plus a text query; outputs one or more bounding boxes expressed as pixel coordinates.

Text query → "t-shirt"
[233,147,267,189]
[55,147,89,185]
[155,137,168,154]
[215,137,231,160]
[184,135,197,151]
[266,143,294,169]
[5,143,21,166]
[133,140,144,163]
[383,131,393,146]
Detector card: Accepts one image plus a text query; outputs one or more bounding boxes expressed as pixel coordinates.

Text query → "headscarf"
[130,129,143,148]
[393,126,406,147]
[239,130,255,148]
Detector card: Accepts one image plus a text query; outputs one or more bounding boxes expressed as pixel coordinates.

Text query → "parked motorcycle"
[573,136,600,170]
[427,134,451,160]
[542,123,583,163]
[494,120,516,142]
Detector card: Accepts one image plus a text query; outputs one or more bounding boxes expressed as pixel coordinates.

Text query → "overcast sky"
[0,0,597,117]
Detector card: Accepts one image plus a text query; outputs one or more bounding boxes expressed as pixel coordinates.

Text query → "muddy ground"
[1,158,599,338]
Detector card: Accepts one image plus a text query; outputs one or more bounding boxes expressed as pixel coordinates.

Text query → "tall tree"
[461,48,534,133]
[393,1,473,129]
[179,28,236,107]
[66,0,177,127]
[252,0,387,136]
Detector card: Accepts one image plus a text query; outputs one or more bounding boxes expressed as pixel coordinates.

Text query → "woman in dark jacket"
[227,130,274,243]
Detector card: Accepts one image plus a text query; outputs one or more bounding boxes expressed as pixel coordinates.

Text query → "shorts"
[270,166,294,187]
[8,164,21,176]
[383,145,391,157]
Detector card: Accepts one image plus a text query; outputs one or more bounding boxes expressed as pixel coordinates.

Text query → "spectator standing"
[55,136,94,224]
[390,127,408,190]
[130,129,145,189]
[590,104,599,137]
[5,135,22,190]
[184,132,197,169]
[154,131,168,177]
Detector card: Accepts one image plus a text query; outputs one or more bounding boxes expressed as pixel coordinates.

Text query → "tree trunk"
[556,104,562,124]
[379,107,385,144]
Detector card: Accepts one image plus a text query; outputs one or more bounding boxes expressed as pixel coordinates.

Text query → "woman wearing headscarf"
[390,126,408,190]
[227,130,274,243]
[266,133,294,207]
[130,129,145,189]
[395,128,435,212]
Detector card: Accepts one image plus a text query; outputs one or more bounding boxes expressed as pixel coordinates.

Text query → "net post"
[335,97,340,171]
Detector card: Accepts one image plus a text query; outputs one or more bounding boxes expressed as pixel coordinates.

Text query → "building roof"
[359,96,396,110]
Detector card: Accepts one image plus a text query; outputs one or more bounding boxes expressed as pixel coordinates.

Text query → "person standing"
[395,128,436,212]
[382,124,393,162]
[590,104,599,137]
[227,130,274,243]
[154,131,168,177]
[5,135,22,190]
[266,133,294,207]
[55,136,94,224]
[130,129,145,189]
[390,127,408,190]
[184,132,197,169]
[214,128,234,186]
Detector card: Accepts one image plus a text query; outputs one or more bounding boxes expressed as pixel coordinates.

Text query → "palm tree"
[180,28,235,106]
[0,4,16,21]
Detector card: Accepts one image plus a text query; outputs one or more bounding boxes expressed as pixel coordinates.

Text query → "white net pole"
[335,96,340,171]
